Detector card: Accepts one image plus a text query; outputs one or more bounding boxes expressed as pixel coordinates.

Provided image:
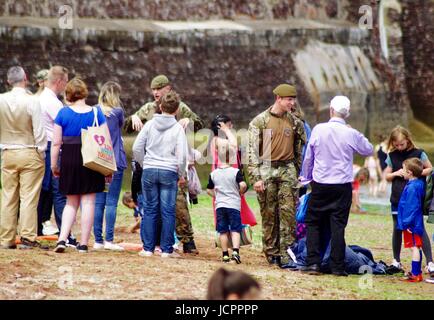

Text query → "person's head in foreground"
[207,268,261,300]
[402,158,423,180]
[387,125,416,152]
[330,95,350,119]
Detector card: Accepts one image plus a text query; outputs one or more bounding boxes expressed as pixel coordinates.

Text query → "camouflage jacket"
[124,101,204,133]
[247,108,306,184]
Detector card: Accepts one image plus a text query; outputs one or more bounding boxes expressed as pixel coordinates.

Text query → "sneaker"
[161,251,181,259]
[18,237,49,250]
[42,221,59,236]
[222,255,231,263]
[424,262,434,277]
[54,240,66,253]
[138,250,153,257]
[93,242,104,250]
[104,241,125,251]
[231,252,241,264]
[66,237,78,248]
[155,246,162,255]
[425,277,434,284]
[386,261,404,274]
[76,244,88,253]
[400,272,423,282]
[183,240,199,255]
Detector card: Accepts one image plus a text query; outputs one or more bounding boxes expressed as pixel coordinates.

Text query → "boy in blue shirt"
[397,158,425,282]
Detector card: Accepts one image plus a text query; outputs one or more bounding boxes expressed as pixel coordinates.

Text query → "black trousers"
[305,181,352,272]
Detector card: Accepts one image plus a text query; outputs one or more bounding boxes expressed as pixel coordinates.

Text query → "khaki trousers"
[0,149,44,245]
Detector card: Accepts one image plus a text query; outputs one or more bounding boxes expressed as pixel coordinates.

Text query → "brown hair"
[65,78,88,103]
[403,158,423,178]
[160,90,180,114]
[122,191,133,206]
[387,126,416,152]
[207,268,260,300]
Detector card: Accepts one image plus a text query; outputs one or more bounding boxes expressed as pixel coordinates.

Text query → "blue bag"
[296,192,311,223]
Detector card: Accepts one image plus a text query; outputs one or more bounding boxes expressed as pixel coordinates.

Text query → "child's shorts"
[216,207,242,234]
[403,230,423,248]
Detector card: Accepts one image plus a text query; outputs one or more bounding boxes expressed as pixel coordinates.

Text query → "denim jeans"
[94,170,124,243]
[37,141,67,234]
[141,168,178,253]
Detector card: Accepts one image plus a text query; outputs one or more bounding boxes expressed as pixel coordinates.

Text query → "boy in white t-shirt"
[207,146,247,264]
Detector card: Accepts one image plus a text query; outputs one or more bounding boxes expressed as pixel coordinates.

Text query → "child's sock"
[222,251,229,257]
[411,250,422,276]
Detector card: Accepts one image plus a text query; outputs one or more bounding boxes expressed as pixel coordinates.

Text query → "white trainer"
[93,242,104,250]
[104,241,125,251]
[42,221,59,236]
[139,250,153,257]
[161,251,181,259]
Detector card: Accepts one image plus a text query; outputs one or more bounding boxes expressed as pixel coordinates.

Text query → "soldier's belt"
[270,160,293,168]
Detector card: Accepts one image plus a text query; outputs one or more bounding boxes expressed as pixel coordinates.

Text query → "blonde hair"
[98,81,122,116]
[387,126,416,152]
[47,66,68,85]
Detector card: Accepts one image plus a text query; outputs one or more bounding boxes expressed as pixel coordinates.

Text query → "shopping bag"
[81,107,117,176]
[215,224,253,248]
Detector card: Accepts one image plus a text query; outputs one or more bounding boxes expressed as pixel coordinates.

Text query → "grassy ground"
[0,193,433,300]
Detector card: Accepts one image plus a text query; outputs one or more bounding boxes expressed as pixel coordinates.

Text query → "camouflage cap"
[150,74,170,90]
[36,69,49,81]
[273,84,297,97]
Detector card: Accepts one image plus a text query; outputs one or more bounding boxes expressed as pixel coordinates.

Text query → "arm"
[292,116,307,175]
[239,181,247,195]
[352,130,374,156]
[247,119,262,185]
[176,127,188,178]
[178,103,204,132]
[299,128,316,184]
[29,97,47,154]
[384,166,404,182]
[422,158,433,177]
[206,174,215,197]
[132,124,148,166]
[399,187,422,229]
[51,124,63,177]
[236,170,248,194]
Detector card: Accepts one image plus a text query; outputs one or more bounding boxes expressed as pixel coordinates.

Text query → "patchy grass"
[1,193,433,300]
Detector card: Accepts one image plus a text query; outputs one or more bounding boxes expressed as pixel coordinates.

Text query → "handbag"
[81,107,117,176]
[215,224,253,248]
[295,192,311,223]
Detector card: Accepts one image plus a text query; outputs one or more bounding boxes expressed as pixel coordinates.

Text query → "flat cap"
[150,74,170,90]
[273,84,297,97]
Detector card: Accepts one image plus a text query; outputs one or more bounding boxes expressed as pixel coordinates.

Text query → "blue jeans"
[141,168,178,253]
[37,141,67,233]
[94,170,124,243]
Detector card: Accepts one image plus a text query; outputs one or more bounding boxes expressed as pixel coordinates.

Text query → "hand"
[178,118,190,130]
[406,229,412,234]
[394,169,405,178]
[131,115,144,132]
[105,175,113,184]
[218,121,230,132]
[178,176,186,188]
[51,166,60,178]
[253,180,265,193]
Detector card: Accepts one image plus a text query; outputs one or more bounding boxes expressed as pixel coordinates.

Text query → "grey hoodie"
[132,114,188,176]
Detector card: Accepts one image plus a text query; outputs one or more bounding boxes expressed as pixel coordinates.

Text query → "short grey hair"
[7,66,26,85]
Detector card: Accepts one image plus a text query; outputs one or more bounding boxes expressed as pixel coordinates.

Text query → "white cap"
[330,96,350,114]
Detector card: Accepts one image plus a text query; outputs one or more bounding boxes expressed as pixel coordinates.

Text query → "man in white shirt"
[36,66,76,244]
[0,66,47,249]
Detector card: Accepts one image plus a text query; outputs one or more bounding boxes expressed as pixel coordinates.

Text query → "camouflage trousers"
[176,185,195,244]
[256,163,298,263]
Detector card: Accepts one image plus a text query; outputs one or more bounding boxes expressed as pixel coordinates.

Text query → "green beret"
[36,69,49,81]
[150,74,170,90]
[273,84,297,97]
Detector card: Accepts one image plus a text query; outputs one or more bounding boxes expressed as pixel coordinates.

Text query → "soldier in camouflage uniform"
[247,84,306,269]
[126,75,204,254]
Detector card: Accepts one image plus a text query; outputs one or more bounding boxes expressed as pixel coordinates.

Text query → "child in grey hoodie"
[132,91,188,258]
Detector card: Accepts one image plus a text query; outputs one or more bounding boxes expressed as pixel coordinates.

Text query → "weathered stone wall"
[400,0,434,126]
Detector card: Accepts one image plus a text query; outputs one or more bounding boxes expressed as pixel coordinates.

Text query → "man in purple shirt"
[300,96,373,276]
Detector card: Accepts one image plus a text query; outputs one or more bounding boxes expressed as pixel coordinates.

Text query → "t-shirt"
[261,111,294,161]
[385,151,428,168]
[207,166,244,211]
[54,106,106,137]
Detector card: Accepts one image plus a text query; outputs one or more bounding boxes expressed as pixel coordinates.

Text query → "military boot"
[183,240,199,255]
